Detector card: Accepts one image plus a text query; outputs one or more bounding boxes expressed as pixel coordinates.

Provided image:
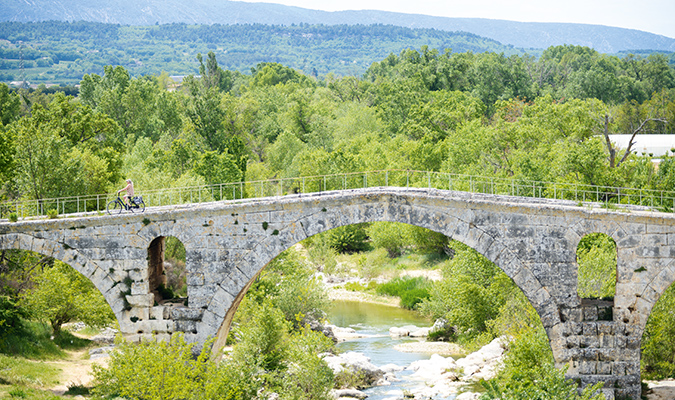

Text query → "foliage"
[326,224,370,254]
[419,241,514,346]
[480,363,605,400]
[642,282,675,379]
[367,222,412,258]
[241,248,329,330]
[577,233,617,299]
[0,295,25,339]
[376,276,431,309]
[19,261,115,334]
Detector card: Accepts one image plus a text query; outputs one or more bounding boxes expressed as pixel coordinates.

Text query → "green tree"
[20,261,114,334]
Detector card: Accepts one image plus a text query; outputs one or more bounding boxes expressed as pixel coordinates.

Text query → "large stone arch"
[206,191,559,354]
[0,232,127,327]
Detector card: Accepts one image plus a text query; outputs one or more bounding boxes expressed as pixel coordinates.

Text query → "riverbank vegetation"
[0,41,674,397]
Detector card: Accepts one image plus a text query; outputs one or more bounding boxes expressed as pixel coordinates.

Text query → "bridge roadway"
[2,186,674,399]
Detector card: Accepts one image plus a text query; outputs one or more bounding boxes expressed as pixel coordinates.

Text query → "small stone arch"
[148,235,187,304]
[575,232,617,321]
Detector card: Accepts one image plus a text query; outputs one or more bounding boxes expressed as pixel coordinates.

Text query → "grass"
[0,320,98,399]
[376,276,432,310]
[0,354,61,388]
[0,386,62,399]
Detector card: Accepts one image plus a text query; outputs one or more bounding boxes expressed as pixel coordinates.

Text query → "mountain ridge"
[1,0,674,53]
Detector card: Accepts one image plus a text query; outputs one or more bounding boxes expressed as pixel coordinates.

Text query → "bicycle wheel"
[107,200,123,215]
[131,200,146,213]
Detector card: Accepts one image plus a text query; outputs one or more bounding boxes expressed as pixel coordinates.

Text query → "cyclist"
[117,179,135,209]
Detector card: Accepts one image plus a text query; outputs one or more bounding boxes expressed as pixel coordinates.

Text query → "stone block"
[126,294,154,307]
[612,362,626,376]
[131,281,149,295]
[176,320,198,333]
[578,360,597,374]
[187,273,205,286]
[171,307,204,321]
[599,334,615,348]
[597,362,612,375]
[582,323,598,336]
[149,306,166,320]
[583,306,598,321]
[596,322,613,335]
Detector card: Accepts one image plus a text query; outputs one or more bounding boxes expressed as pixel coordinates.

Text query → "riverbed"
[327,300,464,400]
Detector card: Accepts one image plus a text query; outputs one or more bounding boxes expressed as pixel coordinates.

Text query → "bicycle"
[107,194,146,214]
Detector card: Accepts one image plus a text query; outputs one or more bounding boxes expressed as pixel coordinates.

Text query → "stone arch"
[207,194,557,352]
[0,232,126,327]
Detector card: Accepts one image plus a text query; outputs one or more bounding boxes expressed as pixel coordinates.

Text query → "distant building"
[607,135,675,158]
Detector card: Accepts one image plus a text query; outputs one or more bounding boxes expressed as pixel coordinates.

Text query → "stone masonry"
[1,187,675,399]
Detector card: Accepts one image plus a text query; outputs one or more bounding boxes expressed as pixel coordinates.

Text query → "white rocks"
[323,351,384,385]
[325,324,376,342]
[331,388,368,399]
[409,327,431,337]
[455,336,507,381]
[389,324,429,338]
[455,392,482,400]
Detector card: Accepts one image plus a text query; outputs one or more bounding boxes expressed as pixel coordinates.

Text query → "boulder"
[322,351,384,386]
[455,336,507,381]
[331,388,368,399]
[455,392,481,400]
[409,327,431,337]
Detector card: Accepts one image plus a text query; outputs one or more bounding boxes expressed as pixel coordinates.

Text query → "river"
[327,300,463,400]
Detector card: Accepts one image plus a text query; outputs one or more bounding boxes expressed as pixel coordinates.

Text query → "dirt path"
[45,348,108,395]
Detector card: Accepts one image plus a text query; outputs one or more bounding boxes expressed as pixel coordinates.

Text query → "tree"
[20,261,114,334]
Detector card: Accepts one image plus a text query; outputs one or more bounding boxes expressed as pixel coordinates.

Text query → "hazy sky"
[236,0,675,39]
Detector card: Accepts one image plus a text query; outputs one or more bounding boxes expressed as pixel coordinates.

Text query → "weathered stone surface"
[2,187,675,399]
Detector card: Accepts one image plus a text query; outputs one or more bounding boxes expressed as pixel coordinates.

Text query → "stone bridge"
[1,187,674,399]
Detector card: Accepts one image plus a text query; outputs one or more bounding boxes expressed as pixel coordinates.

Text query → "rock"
[455,392,481,400]
[89,346,115,360]
[389,326,410,337]
[409,327,431,337]
[91,327,118,344]
[322,352,384,385]
[430,318,448,332]
[310,320,338,343]
[332,389,368,399]
[455,336,507,381]
[390,325,423,337]
[380,363,405,373]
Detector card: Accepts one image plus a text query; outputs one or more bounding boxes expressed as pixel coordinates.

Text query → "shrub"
[46,209,58,219]
[376,276,431,310]
[0,296,26,339]
[327,224,370,253]
[8,213,17,222]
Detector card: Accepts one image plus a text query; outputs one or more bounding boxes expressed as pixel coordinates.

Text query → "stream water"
[327,300,461,400]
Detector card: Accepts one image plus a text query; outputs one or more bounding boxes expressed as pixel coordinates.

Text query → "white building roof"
[607,135,675,157]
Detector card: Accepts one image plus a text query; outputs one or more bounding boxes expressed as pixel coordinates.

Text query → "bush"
[376,276,431,310]
[327,224,370,253]
[8,212,17,222]
[46,209,58,219]
[0,296,26,339]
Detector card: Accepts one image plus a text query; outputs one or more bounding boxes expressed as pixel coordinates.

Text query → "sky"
[235,0,675,39]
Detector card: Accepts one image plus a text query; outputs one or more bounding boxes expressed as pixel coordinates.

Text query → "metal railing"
[2,170,675,219]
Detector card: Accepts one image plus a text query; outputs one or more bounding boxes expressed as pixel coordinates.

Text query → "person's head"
[126,179,132,184]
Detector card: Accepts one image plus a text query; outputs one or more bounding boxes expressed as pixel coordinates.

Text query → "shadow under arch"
[0,233,125,329]
[208,201,558,356]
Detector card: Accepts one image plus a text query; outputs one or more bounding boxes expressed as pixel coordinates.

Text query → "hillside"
[1,0,675,53]
[0,22,522,84]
